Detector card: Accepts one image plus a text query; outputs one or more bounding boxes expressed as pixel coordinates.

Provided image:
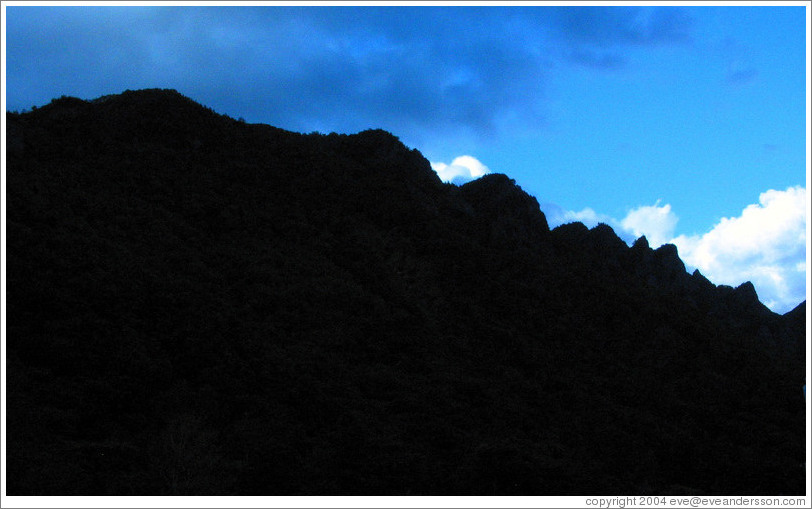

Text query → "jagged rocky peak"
[461,173,550,234]
[734,280,759,301]
[628,237,687,278]
[326,128,443,190]
[550,221,627,254]
[588,222,626,252]
[632,235,650,251]
[355,129,432,164]
[731,281,772,315]
[690,268,715,289]
[784,300,806,319]
[550,221,590,246]
[653,242,686,274]
[713,280,774,319]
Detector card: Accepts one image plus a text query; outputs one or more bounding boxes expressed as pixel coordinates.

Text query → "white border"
[1,1,810,508]
[805,0,812,502]
[0,0,8,504]
[1,1,811,6]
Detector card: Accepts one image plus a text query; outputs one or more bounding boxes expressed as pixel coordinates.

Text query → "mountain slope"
[5,89,806,495]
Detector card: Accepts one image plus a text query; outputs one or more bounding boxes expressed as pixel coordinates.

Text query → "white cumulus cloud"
[671,186,807,313]
[620,201,679,248]
[541,188,807,313]
[430,155,490,185]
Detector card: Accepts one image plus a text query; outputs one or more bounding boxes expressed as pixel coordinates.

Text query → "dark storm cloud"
[6,6,547,144]
[547,6,693,72]
[225,7,555,140]
[552,6,693,46]
[5,6,694,145]
[6,7,160,108]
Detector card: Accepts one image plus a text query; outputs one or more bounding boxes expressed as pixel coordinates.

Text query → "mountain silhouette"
[5,89,806,495]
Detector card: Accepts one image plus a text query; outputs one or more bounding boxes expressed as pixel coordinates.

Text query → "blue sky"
[3,3,809,313]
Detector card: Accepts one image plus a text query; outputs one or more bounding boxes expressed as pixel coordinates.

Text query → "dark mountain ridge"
[5,89,806,495]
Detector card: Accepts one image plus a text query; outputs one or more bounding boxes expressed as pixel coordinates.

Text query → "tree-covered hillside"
[5,89,806,495]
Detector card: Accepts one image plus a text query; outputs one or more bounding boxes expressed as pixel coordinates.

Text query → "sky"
[2,2,809,313]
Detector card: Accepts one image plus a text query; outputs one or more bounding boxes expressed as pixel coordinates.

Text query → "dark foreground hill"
[5,89,807,495]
